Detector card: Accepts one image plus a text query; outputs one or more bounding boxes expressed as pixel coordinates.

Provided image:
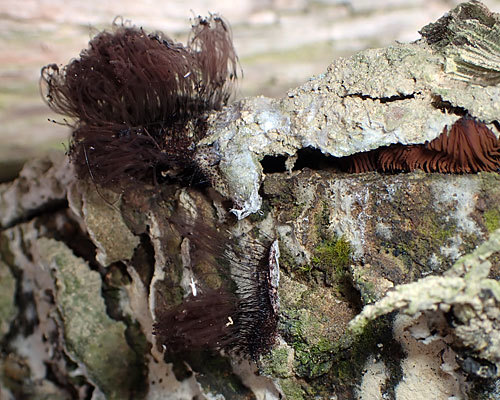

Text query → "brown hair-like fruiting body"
[345,117,500,173]
[41,16,238,187]
[153,237,280,360]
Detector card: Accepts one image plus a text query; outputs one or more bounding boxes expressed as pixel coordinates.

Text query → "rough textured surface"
[196,1,500,218]
[349,227,500,371]
[0,260,16,340]
[0,151,71,228]
[68,181,140,266]
[6,0,500,172]
[36,237,141,399]
[1,2,500,399]
[3,155,497,398]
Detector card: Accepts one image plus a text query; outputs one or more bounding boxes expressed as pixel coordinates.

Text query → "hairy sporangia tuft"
[153,237,280,360]
[344,117,500,173]
[41,16,238,187]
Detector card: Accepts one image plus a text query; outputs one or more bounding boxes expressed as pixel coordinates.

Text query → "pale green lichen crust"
[69,181,140,266]
[36,237,141,399]
[0,260,16,339]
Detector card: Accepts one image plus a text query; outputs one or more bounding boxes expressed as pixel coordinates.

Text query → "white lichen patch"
[355,356,388,400]
[430,176,481,235]
[196,5,500,218]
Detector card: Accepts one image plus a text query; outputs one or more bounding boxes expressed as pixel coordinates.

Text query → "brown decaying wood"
[346,117,500,173]
[40,16,238,186]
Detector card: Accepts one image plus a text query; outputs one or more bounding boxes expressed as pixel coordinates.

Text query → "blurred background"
[1,0,500,180]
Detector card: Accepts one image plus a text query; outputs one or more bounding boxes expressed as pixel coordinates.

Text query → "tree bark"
[1,2,500,399]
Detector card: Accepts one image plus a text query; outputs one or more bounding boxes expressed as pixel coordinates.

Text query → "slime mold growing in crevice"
[41,16,238,188]
[344,117,500,173]
[153,233,280,361]
[260,117,500,175]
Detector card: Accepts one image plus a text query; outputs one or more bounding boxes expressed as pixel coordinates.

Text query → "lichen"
[279,378,306,400]
[371,174,484,282]
[36,237,142,399]
[0,260,16,339]
[349,228,500,376]
[278,275,354,382]
[351,264,394,304]
[72,181,140,266]
[259,342,294,378]
[196,2,500,219]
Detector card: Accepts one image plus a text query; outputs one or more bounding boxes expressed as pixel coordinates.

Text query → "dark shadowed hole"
[260,155,287,173]
[430,95,468,115]
[293,147,341,171]
[493,120,500,133]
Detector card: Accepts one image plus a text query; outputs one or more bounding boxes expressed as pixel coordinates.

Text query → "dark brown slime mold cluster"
[346,117,500,173]
[153,238,280,360]
[41,16,238,187]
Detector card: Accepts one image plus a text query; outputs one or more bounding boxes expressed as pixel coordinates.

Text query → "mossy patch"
[484,208,500,233]
[259,344,293,378]
[312,235,352,283]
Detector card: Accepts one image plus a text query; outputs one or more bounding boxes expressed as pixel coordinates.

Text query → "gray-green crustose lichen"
[259,344,293,379]
[36,237,142,399]
[0,259,16,339]
[277,274,355,382]
[278,378,307,400]
[71,181,140,267]
[349,227,500,376]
